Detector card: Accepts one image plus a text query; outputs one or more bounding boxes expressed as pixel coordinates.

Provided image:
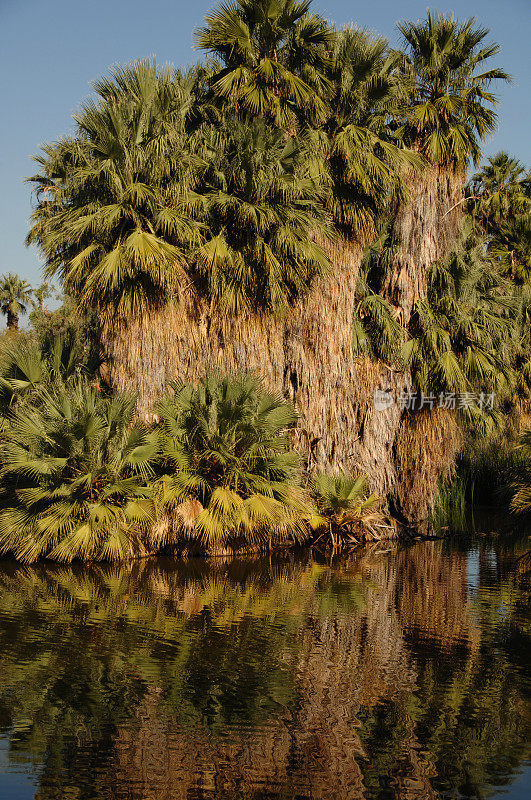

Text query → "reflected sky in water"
[0,535,529,800]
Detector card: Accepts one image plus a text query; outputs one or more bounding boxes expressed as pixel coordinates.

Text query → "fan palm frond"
[0,380,157,563]
[156,372,314,547]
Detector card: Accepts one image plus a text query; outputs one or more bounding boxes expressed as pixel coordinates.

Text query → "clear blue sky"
[1,0,529,288]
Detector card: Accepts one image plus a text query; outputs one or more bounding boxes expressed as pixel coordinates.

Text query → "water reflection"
[0,538,529,799]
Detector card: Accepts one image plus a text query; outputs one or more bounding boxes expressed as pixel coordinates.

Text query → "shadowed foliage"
[194,116,332,313]
[468,152,531,282]
[510,430,531,515]
[0,335,88,431]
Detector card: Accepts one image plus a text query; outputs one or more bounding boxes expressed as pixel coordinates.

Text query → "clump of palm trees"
[30,3,509,329]
[6,0,528,551]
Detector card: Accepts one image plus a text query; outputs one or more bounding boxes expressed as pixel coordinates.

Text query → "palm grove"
[1,0,530,562]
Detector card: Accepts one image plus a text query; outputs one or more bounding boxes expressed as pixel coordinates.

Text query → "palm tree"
[311,472,383,545]
[323,26,421,236]
[156,372,314,550]
[0,273,32,330]
[350,13,511,523]
[26,61,208,413]
[382,12,510,324]
[469,153,529,219]
[27,60,332,412]
[391,12,509,168]
[468,153,531,281]
[0,381,157,563]
[195,115,331,313]
[27,60,202,319]
[190,16,425,515]
[31,281,55,312]
[194,0,333,126]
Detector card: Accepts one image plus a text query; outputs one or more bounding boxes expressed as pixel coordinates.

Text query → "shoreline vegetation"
[1,0,530,562]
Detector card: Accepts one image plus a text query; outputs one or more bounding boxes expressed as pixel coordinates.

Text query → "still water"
[0,535,529,800]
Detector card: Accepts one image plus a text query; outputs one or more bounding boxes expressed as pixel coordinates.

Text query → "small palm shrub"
[156,372,314,549]
[0,381,157,563]
[311,473,387,545]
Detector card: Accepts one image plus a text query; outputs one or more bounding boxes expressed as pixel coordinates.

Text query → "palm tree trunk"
[6,311,18,331]
[383,164,464,323]
[383,164,466,523]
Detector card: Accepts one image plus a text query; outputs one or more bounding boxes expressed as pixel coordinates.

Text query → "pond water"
[0,534,529,800]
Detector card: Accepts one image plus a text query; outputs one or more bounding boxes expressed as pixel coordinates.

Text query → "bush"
[311,473,390,544]
[155,372,315,548]
[0,381,157,563]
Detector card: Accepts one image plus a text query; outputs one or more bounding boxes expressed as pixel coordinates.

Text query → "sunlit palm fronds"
[194,0,333,126]
[390,11,510,167]
[27,60,204,318]
[0,381,157,563]
[156,372,314,547]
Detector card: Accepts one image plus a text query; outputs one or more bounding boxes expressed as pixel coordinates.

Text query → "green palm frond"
[0,379,157,563]
[353,217,526,414]
[391,11,509,167]
[311,472,383,540]
[194,0,333,126]
[194,116,332,311]
[156,371,314,546]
